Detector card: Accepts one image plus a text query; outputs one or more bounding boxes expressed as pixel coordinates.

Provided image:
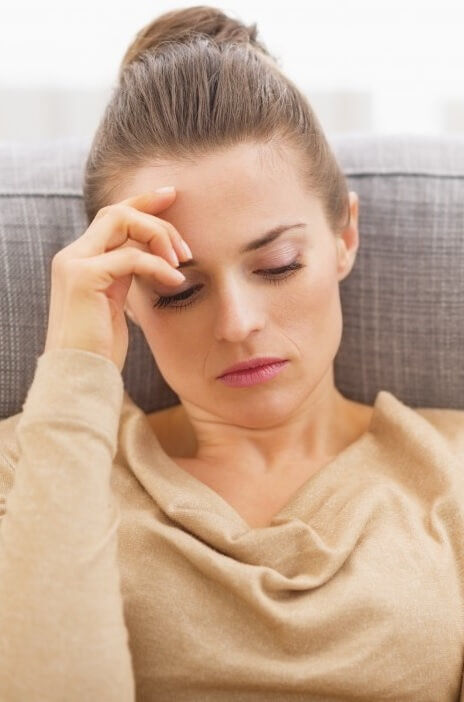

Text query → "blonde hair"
[82,5,350,235]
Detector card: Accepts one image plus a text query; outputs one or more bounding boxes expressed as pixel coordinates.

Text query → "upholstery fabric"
[0,133,463,418]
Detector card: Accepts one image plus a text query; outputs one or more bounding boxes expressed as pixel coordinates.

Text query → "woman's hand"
[43,187,190,372]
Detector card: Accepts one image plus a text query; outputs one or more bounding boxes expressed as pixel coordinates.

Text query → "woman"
[1,6,464,701]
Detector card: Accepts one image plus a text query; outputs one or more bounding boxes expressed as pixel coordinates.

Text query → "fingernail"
[169,249,179,267]
[182,240,193,258]
[156,186,175,193]
[172,268,186,281]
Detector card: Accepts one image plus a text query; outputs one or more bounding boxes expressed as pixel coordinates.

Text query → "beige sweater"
[1,348,464,702]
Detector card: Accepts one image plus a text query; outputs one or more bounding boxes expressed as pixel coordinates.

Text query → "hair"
[82,5,350,236]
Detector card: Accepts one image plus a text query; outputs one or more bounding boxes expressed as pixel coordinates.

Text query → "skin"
[112,140,374,494]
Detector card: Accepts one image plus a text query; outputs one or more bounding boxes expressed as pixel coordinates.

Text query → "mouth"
[217,357,288,378]
[217,360,289,388]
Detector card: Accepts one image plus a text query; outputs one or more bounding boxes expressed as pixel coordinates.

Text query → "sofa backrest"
[1,133,463,418]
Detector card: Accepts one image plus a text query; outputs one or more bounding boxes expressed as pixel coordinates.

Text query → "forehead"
[116,141,323,254]
[123,141,309,206]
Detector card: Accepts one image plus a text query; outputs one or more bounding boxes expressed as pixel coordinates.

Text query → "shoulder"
[0,412,22,513]
[413,406,464,456]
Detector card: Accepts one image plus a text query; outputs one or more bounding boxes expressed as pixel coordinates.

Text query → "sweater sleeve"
[0,349,135,702]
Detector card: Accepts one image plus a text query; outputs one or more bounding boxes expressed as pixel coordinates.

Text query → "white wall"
[1,0,463,141]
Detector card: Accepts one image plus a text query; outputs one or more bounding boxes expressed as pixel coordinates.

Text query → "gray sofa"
[1,133,463,419]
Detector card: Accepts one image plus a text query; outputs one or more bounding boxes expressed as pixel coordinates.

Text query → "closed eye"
[151,260,305,311]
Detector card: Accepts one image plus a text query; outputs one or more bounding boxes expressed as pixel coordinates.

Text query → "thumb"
[105,273,133,314]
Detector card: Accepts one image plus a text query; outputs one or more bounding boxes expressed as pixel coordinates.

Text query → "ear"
[336,191,360,283]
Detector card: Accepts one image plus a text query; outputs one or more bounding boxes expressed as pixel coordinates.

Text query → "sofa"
[1,132,463,419]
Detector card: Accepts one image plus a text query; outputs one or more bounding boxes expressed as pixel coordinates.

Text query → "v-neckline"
[121,388,390,536]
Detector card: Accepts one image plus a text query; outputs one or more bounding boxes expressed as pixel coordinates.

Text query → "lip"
[217,356,287,378]
[217,360,289,387]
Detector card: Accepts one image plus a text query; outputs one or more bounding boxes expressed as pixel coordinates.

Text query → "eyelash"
[151,260,305,311]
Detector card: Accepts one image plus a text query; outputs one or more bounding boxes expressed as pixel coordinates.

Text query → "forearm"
[0,349,135,702]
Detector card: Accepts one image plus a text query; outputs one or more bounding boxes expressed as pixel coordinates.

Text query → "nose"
[213,281,265,342]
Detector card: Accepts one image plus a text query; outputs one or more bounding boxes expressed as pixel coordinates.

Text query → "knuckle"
[95,204,113,220]
[111,203,129,218]
[95,203,130,223]
[51,249,67,270]
[52,252,83,279]
[57,258,76,279]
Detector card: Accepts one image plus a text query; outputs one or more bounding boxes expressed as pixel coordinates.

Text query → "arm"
[0,348,135,702]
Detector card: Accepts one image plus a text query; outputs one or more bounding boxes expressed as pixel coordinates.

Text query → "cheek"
[134,284,195,355]
[145,321,188,359]
[309,265,339,314]
[280,261,341,336]
[143,317,201,383]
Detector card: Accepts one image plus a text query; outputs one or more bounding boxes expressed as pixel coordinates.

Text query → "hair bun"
[119,5,272,75]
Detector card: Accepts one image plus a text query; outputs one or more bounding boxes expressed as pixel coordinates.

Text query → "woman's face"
[116,141,359,428]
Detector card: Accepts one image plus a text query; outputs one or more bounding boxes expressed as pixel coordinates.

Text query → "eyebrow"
[177,222,307,269]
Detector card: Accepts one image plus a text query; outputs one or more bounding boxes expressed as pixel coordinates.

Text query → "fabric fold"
[1,353,464,700]
[0,349,135,702]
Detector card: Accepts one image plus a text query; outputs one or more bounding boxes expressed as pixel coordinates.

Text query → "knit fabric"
[1,348,464,701]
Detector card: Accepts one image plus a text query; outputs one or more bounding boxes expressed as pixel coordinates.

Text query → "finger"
[66,247,186,293]
[96,189,177,222]
[118,188,176,213]
[61,202,184,269]
[97,190,190,263]
[99,190,190,263]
